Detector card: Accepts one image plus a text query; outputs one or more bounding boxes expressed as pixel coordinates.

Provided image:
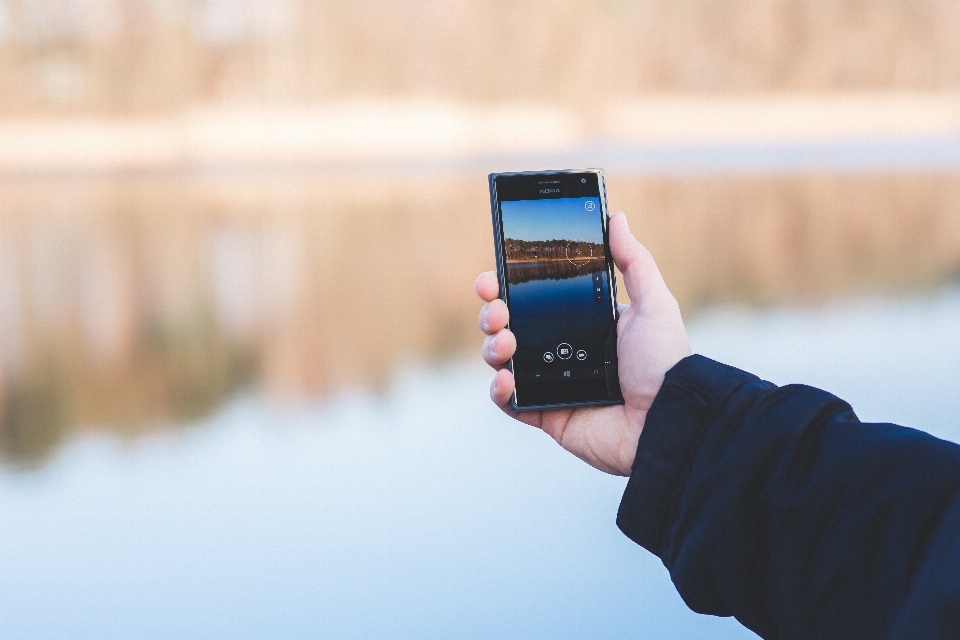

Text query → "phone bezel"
[488,168,624,412]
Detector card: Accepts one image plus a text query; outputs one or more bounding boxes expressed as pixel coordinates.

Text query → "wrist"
[616,408,647,476]
[616,355,759,555]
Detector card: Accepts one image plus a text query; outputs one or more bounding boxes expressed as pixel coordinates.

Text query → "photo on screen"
[499,196,617,382]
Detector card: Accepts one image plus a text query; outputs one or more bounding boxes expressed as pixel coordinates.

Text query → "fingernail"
[492,377,498,391]
[487,336,497,355]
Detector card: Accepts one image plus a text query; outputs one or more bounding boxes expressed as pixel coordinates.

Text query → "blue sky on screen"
[500,197,603,244]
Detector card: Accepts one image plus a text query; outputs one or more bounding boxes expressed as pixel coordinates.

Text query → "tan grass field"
[3,0,960,117]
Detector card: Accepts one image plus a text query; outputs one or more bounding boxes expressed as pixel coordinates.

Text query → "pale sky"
[500,197,603,244]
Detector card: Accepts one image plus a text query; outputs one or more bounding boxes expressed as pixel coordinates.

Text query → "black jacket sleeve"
[617,355,960,640]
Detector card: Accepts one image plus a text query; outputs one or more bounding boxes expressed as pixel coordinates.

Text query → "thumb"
[608,212,668,305]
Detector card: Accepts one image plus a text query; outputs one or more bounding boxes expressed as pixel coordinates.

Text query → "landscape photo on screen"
[500,196,617,383]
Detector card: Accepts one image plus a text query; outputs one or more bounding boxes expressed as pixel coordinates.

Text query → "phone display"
[489,169,624,410]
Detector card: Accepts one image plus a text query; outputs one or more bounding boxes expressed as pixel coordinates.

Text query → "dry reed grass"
[2,0,960,117]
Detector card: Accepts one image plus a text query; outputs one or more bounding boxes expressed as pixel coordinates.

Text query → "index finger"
[474,271,500,303]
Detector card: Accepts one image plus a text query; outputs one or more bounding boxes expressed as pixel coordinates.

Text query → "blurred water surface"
[0,156,957,639]
[2,285,959,639]
[0,156,958,640]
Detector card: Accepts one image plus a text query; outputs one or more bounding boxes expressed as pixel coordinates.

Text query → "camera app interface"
[500,196,618,391]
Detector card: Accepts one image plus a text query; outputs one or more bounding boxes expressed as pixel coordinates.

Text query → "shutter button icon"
[557,343,573,360]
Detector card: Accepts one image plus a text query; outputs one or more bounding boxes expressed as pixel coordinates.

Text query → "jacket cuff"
[616,354,758,558]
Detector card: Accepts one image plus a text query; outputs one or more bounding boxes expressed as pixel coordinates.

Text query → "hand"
[475,212,692,476]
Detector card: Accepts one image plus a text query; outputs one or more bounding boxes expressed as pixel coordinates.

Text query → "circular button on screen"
[543,352,555,363]
[576,349,587,361]
[584,201,596,211]
[556,343,573,360]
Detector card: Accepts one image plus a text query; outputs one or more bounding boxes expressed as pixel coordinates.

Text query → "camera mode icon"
[576,350,587,361]
[556,343,573,360]
[543,352,554,363]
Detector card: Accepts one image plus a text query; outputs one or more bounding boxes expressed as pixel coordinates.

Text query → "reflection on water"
[0,173,491,465]
[508,269,616,378]
[623,174,960,308]
[505,258,607,284]
[1,172,960,464]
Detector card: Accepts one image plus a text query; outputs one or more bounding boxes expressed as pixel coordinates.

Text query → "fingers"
[608,212,669,306]
[489,369,542,428]
[474,271,500,303]
[489,368,515,408]
[481,329,516,367]
[478,299,509,335]
[476,271,514,374]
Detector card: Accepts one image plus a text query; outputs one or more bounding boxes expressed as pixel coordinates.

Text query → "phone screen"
[489,170,623,409]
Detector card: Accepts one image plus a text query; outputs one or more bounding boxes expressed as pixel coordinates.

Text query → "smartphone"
[488,169,624,411]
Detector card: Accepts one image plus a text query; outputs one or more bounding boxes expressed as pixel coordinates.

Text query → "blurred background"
[2,1,960,638]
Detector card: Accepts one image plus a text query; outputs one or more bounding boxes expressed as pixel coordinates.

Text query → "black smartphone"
[488,169,624,411]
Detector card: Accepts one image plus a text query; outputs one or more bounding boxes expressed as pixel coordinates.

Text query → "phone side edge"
[487,173,520,411]
[597,170,620,323]
[597,171,624,403]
